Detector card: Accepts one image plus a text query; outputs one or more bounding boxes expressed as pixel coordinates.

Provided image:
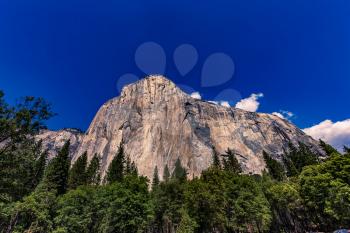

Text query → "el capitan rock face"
[38,75,323,179]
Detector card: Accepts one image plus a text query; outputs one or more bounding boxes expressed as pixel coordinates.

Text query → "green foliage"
[7,189,57,233]
[54,186,95,233]
[324,180,350,227]
[0,140,48,202]
[152,166,160,189]
[263,151,286,181]
[172,158,187,181]
[222,148,242,174]
[185,169,227,232]
[319,139,339,156]
[344,146,350,155]
[225,175,272,232]
[0,91,52,201]
[176,208,197,233]
[265,182,304,232]
[68,152,88,189]
[298,152,350,231]
[96,175,154,233]
[0,92,54,155]
[211,146,221,169]
[106,142,125,184]
[284,143,320,176]
[43,141,71,195]
[86,154,101,185]
[163,164,170,182]
[152,179,186,231]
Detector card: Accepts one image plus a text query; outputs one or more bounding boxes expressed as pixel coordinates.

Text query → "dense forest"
[0,90,349,233]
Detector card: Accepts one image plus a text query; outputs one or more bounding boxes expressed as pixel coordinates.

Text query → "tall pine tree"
[43,140,70,195]
[106,141,125,183]
[68,152,88,189]
[263,151,285,181]
[86,154,101,185]
[163,164,170,182]
[172,158,187,181]
[319,139,339,156]
[152,166,160,189]
[212,146,221,169]
[222,148,242,174]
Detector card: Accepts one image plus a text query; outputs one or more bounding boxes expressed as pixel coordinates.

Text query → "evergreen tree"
[319,139,339,156]
[283,142,320,177]
[222,149,242,174]
[86,154,101,185]
[125,155,132,174]
[68,152,88,189]
[130,161,138,176]
[106,142,125,183]
[212,146,221,169]
[263,151,285,181]
[343,146,350,155]
[172,158,187,181]
[176,208,198,233]
[43,140,71,195]
[163,164,171,182]
[0,91,53,201]
[152,166,160,189]
[32,144,48,189]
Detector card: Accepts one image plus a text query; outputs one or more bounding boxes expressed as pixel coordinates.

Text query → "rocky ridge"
[38,75,323,179]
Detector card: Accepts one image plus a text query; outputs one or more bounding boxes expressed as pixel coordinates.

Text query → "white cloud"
[272,112,285,119]
[207,100,231,107]
[303,119,350,150]
[235,93,264,112]
[208,101,219,105]
[272,110,294,120]
[220,101,230,107]
[190,92,201,100]
[281,110,294,118]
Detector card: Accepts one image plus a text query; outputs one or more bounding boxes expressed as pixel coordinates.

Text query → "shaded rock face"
[38,75,323,179]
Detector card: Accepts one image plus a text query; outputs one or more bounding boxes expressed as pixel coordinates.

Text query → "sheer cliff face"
[39,75,322,179]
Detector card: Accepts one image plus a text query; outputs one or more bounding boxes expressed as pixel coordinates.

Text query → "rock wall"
[38,75,323,179]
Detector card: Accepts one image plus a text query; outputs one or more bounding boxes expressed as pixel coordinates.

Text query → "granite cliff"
[38,75,323,179]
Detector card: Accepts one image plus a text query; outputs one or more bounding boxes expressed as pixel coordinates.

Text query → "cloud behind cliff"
[235,93,264,112]
[304,119,350,151]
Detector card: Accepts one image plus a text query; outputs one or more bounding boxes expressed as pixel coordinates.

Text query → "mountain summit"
[38,75,323,179]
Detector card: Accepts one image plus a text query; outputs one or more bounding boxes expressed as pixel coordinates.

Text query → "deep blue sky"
[0,0,349,131]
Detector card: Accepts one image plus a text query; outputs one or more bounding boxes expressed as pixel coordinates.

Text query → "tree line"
[0,90,350,233]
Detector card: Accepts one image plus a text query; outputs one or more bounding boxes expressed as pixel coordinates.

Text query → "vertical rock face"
[38,75,323,179]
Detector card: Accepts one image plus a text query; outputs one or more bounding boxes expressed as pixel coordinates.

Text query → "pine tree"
[106,142,125,183]
[68,152,88,189]
[86,154,101,185]
[172,158,187,181]
[319,139,339,156]
[343,146,350,155]
[32,147,48,189]
[222,149,242,174]
[263,151,285,181]
[152,166,160,189]
[176,208,198,233]
[125,156,132,174]
[130,161,138,176]
[212,146,221,169]
[43,140,70,195]
[163,164,170,182]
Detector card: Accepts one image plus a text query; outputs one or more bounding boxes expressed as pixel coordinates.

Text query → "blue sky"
[0,0,349,142]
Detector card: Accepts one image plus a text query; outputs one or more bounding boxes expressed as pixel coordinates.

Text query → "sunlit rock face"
[36,128,83,159]
[38,75,323,179]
